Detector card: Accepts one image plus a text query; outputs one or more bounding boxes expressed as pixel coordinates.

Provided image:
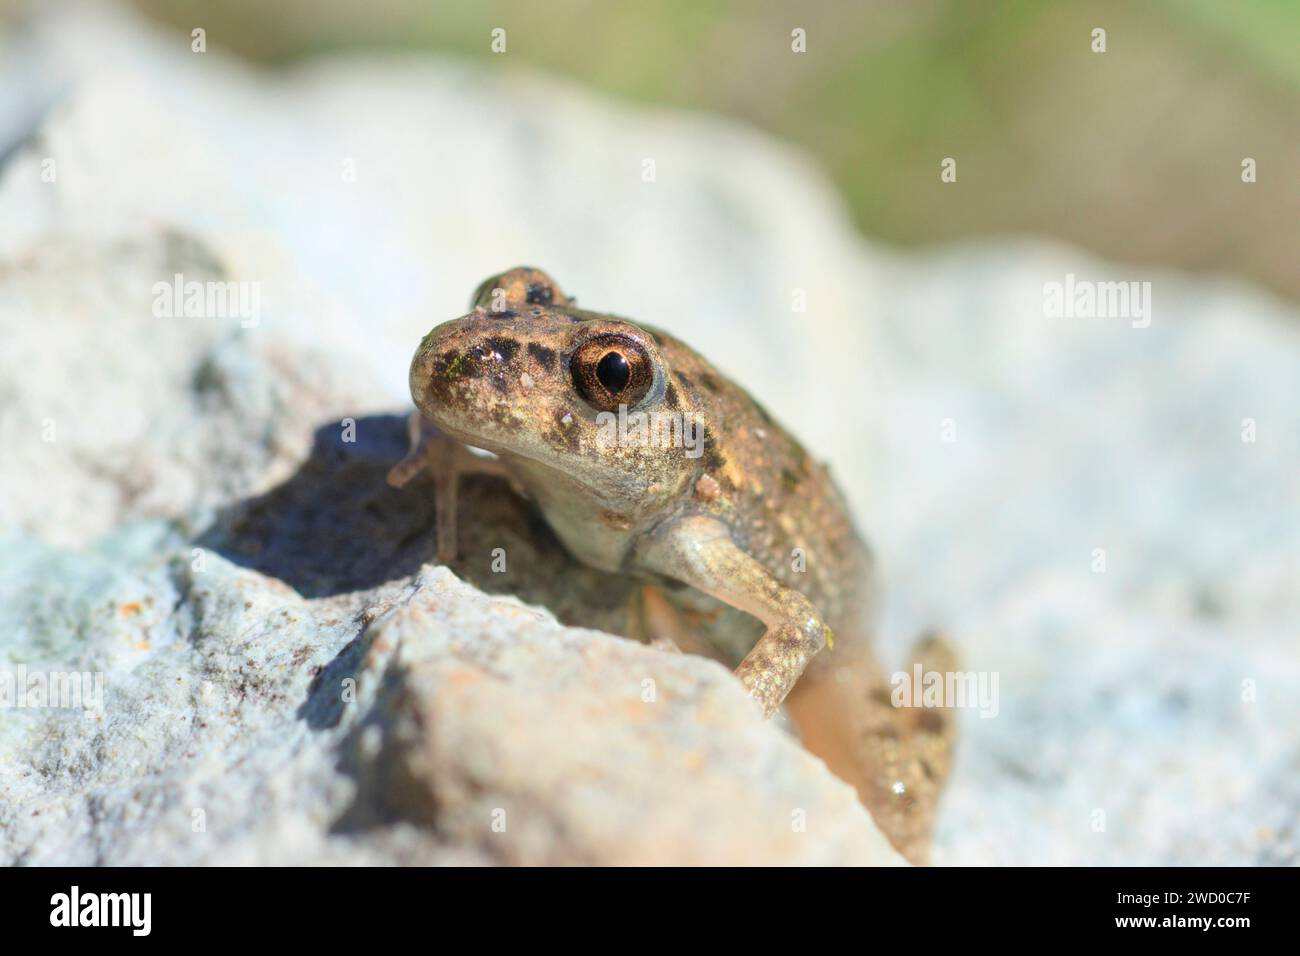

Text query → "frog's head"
[409,267,703,515]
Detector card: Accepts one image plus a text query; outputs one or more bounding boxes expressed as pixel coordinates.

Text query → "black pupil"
[596,351,630,394]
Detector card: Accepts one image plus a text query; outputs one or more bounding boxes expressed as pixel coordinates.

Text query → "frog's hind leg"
[387,411,520,563]
[784,633,958,865]
[627,585,722,659]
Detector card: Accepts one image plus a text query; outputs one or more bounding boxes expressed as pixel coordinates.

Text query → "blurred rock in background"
[120,0,1300,304]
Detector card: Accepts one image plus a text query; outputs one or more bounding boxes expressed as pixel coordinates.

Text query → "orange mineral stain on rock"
[444,667,491,692]
[681,749,706,771]
[621,697,655,720]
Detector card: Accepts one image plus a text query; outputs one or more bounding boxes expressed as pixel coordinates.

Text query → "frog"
[387,267,957,863]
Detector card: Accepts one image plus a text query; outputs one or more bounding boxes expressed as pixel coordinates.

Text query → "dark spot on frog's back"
[525,282,552,305]
[663,381,679,409]
[700,428,728,478]
[527,342,557,370]
[781,468,801,492]
[483,336,519,363]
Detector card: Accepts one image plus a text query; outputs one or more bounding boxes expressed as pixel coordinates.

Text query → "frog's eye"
[571,334,655,411]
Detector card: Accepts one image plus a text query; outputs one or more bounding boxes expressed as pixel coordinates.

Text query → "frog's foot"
[899,631,959,750]
[386,411,518,563]
[637,515,829,718]
[784,632,959,865]
[878,632,959,863]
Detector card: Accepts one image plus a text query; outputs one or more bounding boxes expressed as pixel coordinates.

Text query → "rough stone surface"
[1,4,1297,865]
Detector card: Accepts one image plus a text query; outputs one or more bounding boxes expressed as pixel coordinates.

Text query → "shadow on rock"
[198,413,644,749]
[196,412,638,618]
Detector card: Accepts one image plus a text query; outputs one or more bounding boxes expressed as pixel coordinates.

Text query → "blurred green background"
[122,0,1299,302]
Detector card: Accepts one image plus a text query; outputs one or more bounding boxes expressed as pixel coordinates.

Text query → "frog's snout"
[410,313,540,428]
[411,320,481,408]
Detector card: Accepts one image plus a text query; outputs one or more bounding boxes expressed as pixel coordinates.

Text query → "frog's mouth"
[416,387,668,511]
[409,354,574,476]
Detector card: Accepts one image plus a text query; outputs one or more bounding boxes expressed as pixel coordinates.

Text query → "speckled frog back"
[639,322,877,641]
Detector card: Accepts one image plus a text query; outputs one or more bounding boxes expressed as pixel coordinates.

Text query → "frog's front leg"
[387,411,519,563]
[637,514,828,717]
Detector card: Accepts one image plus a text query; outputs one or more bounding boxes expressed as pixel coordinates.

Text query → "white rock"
[1,2,1297,865]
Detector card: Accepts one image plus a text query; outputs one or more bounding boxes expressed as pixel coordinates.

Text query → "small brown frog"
[389,267,956,862]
